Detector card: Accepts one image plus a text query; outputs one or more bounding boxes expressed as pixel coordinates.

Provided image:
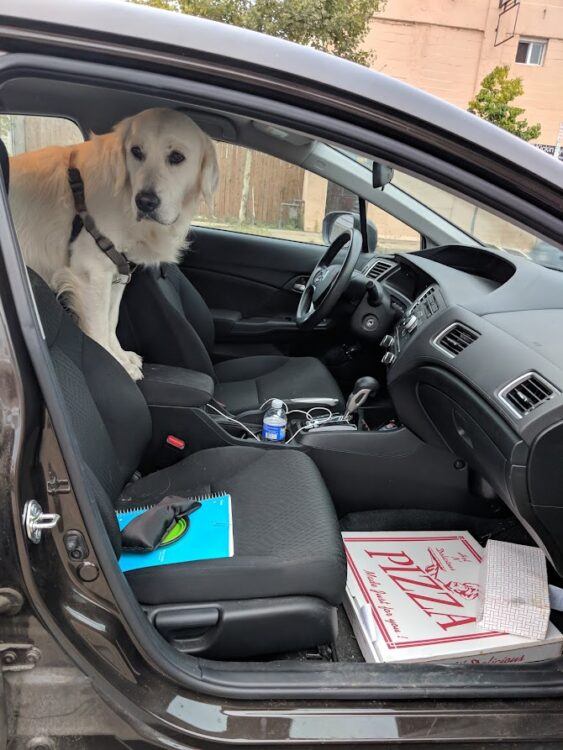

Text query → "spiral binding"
[116,490,228,516]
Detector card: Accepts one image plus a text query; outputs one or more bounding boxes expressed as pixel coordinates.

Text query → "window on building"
[194,143,419,250]
[1,114,83,156]
[515,38,547,66]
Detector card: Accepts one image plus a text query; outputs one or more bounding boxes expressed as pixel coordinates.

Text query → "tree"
[468,65,541,142]
[131,0,382,222]
[131,0,382,65]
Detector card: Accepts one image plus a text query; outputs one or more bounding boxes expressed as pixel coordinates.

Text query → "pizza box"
[342,531,563,665]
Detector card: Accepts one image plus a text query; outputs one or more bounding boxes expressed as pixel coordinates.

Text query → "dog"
[9,108,219,380]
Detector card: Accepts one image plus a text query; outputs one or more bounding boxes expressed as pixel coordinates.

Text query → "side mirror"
[322,211,378,252]
[373,162,394,189]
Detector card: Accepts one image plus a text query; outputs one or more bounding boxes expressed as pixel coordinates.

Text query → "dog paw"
[112,349,144,381]
[124,350,143,372]
[123,359,144,381]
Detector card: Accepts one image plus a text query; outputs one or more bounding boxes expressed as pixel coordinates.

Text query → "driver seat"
[118,264,344,414]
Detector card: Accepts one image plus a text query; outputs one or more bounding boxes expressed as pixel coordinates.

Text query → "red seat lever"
[166,435,185,450]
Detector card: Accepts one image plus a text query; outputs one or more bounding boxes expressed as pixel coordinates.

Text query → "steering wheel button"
[382,352,396,365]
[381,334,394,348]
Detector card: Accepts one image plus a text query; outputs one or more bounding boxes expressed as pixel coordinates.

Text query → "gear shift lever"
[344,376,380,420]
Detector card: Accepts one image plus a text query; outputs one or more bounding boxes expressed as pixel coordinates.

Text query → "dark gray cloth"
[121,446,346,606]
[119,264,344,413]
[214,355,344,413]
[29,270,346,614]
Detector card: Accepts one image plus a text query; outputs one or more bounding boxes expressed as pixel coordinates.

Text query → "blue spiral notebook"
[116,492,233,573]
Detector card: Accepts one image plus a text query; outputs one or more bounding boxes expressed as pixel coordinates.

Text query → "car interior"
[3,73,563,676]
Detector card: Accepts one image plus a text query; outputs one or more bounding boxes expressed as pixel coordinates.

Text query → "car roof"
[1,0,562,191]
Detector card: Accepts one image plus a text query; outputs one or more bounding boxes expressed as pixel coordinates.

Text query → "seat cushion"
[214,355,344,413]
[120,446,346,607]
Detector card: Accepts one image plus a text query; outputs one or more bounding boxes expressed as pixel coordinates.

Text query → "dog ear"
[200,135,219,209]
[110,115,134,194]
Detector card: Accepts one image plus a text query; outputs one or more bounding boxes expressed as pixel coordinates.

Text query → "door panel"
[181,225,326,320]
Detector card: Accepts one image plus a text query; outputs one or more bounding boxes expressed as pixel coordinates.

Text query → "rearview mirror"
[373,162,394,189]
[322,211,377,252]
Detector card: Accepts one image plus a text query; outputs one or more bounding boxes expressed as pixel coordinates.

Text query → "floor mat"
[333,606,364,663]
[340,508,534,548]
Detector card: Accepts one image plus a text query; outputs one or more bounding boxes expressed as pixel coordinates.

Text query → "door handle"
[293,282,306,293]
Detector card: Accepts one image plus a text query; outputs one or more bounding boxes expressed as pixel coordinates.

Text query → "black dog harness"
[67,152,132,284]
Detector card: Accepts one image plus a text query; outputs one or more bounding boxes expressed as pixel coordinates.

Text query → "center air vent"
[433,323,479,357]
[499,373,554,418]
[364,258,396,280]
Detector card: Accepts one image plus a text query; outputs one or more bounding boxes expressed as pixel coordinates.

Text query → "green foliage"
[130,0,383,65]
[468,65,541,142]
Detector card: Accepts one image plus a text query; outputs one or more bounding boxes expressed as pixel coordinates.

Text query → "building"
[364,0,563,152]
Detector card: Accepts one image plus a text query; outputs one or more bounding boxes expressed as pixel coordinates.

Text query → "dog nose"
[135,190,160,214]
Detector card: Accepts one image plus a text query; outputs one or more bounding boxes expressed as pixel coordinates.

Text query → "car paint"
[0,2,563,747]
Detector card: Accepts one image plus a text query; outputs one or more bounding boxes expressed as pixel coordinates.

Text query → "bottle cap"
[271,398,284,410]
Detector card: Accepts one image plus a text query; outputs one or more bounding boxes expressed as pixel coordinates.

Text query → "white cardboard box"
[342,531,563,665]
[478,539,550,640]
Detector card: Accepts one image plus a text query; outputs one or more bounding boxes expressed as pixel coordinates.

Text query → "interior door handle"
[293,282,306,293]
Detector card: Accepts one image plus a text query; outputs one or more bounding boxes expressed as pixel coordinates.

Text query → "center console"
[380,285,446,367]
[137,359,473,521]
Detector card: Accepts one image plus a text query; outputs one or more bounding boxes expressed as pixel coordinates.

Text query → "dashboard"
[360,244,563,573]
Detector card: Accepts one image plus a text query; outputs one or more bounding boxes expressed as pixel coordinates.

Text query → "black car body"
[1,1,563,747]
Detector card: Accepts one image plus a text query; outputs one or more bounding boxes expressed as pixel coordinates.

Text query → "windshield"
[391,172,563,268]
[340,148,563,270]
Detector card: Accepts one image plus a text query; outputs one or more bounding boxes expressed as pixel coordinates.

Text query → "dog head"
[114,108,218,226]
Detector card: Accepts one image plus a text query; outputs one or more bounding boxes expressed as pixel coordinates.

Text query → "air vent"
[499,373,554,418]
[433,323,479,357]
[364,258,396,280]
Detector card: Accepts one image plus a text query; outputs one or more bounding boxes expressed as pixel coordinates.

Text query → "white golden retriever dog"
[9,108,218,380]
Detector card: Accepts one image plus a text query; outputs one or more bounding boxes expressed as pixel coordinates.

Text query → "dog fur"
[9,107,219,379]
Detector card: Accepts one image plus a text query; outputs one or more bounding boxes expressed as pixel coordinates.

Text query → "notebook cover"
[116,492,233,572]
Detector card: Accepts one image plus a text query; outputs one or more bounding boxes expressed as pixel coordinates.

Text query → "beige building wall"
[352,0,563,250]
[366,0,563,145]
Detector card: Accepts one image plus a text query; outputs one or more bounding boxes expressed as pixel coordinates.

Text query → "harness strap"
[67,154,132,283]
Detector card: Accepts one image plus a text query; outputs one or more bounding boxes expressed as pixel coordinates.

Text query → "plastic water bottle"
[262,399,287,442]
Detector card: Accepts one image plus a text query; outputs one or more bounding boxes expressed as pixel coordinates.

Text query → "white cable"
[207,403,261,441]
[285,424,311,445]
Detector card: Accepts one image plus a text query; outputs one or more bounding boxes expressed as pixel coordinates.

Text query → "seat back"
[29,270,152,554]
[118,264,216,378]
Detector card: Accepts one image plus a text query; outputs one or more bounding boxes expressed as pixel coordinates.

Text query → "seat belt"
[67,151,132,284]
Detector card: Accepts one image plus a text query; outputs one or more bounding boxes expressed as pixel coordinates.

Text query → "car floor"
[243,506,541,664]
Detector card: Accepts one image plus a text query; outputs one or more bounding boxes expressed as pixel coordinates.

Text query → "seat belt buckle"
[166,435,185,451]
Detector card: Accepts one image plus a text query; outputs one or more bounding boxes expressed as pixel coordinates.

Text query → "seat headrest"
[0,138,9,192]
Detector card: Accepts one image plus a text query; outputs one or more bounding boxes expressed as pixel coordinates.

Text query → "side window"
[1,115,83,155]
[194,143,355,245]
[367,204,421,254]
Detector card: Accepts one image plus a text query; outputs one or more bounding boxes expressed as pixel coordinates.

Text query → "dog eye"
[168,150,185,165]
[130,146,144,161]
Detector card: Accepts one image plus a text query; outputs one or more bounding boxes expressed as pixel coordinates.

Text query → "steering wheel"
[296,229,362,329]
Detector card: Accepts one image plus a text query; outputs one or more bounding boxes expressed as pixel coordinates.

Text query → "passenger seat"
[27,268,346,658]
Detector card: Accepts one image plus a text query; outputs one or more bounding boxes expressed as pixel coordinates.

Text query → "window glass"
[195,143,338,244]
[367,204,420,254]
[1,114,83,155]
[194,142,419,250]
[391,171,562,268]
[516,39,546,65]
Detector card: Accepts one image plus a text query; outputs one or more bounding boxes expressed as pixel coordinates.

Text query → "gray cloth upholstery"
[214,355,343,413]
[29,269,345,614]
[118,264,344,413]
[121,446,346,605]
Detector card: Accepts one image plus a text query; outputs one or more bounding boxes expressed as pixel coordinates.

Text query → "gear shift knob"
[344,376,380,419]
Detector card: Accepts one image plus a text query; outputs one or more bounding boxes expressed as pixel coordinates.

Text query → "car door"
[180,142,359,357]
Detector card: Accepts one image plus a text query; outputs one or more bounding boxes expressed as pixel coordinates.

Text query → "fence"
[197,142,306,227]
